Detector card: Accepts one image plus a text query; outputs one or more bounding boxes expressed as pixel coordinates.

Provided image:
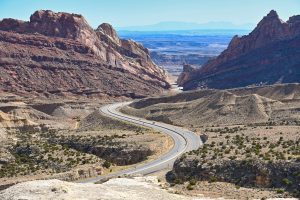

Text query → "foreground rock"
[0,177,216,200]
[178,10,300,90]
[0,10,169,98]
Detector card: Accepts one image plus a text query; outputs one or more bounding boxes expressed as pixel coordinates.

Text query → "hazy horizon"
[116,21,255,31]
[0,0,299,30]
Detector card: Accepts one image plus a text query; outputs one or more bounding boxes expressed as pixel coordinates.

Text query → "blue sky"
[0,0,299,28]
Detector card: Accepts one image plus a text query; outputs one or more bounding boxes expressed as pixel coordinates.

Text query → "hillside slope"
[178,10,300,90]
[0,10,169,98]
[122,84,300,126]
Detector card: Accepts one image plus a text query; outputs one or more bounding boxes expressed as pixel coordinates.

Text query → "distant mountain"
[178,10,300,90]
[117,21,254,31]
[0,10,169,98]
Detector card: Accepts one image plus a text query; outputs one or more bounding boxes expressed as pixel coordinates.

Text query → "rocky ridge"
[0,10,169,98]
[178,10,300,90]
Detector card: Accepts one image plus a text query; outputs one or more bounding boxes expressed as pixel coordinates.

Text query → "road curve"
[79,102,202,183]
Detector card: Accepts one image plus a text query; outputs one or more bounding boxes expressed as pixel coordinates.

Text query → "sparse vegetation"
[190,130,300,164]
[186,184,194,190]
[102,161,111,169]
[0,100,164,183]
[170,124,300,198]
[0,141,101,178]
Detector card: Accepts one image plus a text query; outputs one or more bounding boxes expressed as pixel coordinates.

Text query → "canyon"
[0,7,300,200]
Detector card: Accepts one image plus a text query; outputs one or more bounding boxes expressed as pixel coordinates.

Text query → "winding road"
[79,102,202,183]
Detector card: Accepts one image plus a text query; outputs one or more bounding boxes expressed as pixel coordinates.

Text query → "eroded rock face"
[97,23,121,45]
[178,10,300,90]
[0,177,203,200]
[29,10,93,40]
[0,10,96,46]
[177,64,196,85]
[169,156,300,194]
[0,10,169,98]
[49,138,153,166]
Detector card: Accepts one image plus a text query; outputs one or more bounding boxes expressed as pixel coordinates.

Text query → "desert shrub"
[282,178,293,186]
[174,178,183,184]
[102,160,111,168]
[186,184,194,190]
[189,179,197,185]
[208,176,217,183]
[276,189,284,194]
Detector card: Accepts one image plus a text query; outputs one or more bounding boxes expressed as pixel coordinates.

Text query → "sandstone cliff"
[0,10,169,98]
[178,10,300,90]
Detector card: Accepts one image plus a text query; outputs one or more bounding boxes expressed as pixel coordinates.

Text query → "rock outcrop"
[97,23,121,45]
[0,177,210,200]
[169,157,300,196]
[178,10,300,90]
[47,136,153,166]
[177,64,196,86]
[0,10,169,98]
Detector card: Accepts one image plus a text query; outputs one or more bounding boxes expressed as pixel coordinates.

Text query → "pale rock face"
[0,177,217,200]
[97,23,121,45]
[121,39,150,60]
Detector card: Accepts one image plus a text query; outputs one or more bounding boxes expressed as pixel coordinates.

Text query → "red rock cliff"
[178,10,300,90]
[0,10,169,98]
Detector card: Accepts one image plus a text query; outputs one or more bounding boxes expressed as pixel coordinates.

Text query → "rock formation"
[169,156,300,196]
[177,64,196,86]
[178,10,300,90]
[0,177,208,200]
[0,10,169,98]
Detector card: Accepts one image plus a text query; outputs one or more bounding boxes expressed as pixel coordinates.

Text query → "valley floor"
[121,84,300,199]
[1,84,300,199]
[0,92,173,188]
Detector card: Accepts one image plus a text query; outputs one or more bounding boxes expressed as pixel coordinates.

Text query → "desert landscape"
[0,92,172,188]
[121,83,300,198]
[0,1,299,200]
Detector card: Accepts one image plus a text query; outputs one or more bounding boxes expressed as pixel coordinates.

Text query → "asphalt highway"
[79,102,202,183]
